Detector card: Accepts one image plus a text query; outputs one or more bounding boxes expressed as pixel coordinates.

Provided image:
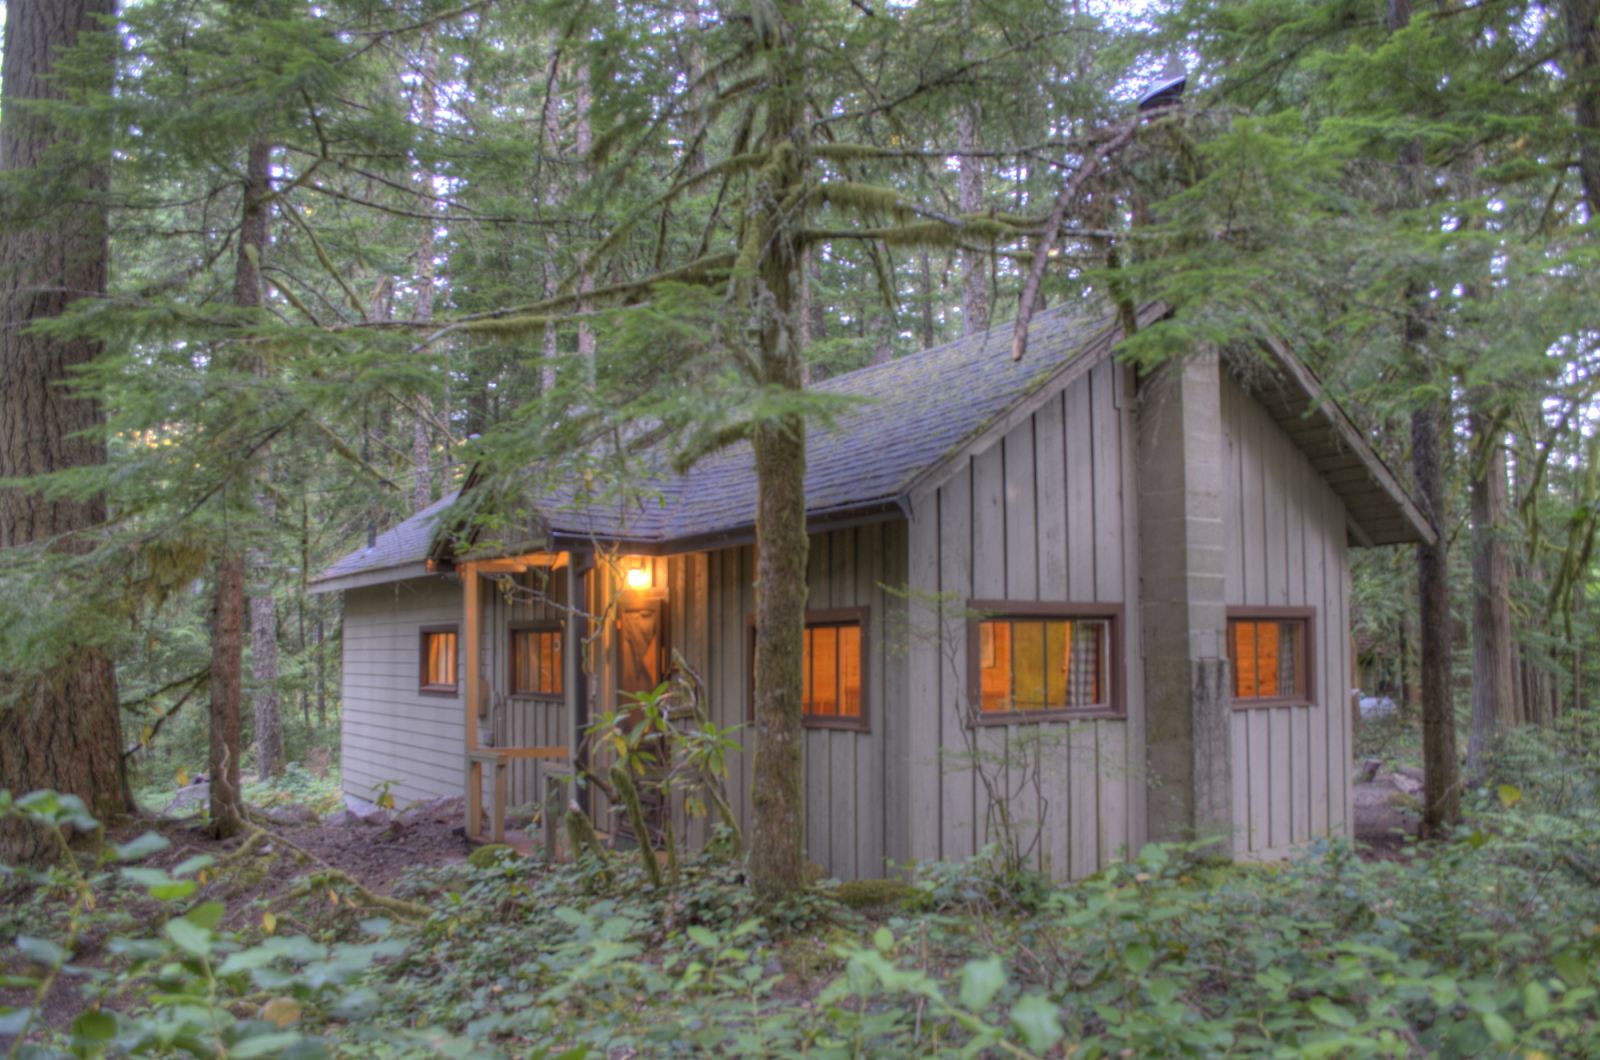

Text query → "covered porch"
[457,550,582,846]
[456,549,672,847]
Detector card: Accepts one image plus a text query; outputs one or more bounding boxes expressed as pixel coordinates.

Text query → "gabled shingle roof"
[310,300,1432,591]
[314,302,1129,587]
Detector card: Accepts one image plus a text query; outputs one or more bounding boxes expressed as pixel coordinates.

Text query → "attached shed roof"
[311,301,1432,591]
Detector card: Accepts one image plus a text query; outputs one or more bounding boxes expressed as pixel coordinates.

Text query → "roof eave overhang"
[546,497,911,557]
[1252,337,1437,549]
[307,560,439,595]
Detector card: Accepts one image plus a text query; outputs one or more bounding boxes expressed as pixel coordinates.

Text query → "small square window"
[511,627,563,698]
[1228,613,1312,706]
[746,610,869,731]
[420,626,459,694]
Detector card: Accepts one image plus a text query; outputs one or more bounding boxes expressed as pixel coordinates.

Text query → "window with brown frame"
[511,626,562,698]
[1228,612,1313,706]
[419,626,458,694]
[968,603,1120,721]
[747,609,868,731]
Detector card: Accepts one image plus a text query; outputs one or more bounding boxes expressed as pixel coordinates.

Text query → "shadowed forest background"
[3,0,1600,1055]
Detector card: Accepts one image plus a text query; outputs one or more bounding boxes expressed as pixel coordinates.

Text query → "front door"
[617,598,669,839]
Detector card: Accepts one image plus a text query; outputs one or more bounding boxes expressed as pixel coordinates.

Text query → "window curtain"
[1276,621,1296,697]
[1067,622,1098,706]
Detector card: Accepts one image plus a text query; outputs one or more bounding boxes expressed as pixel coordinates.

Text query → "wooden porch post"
[462,561,482,837]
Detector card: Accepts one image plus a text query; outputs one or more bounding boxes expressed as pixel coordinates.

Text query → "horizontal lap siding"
[907,361,1142,881]
[341,578,466,808]
[1221,374,1352,858]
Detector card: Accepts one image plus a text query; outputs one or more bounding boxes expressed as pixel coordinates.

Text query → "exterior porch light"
[623,557,652,591]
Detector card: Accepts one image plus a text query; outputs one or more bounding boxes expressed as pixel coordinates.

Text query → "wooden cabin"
[309,304,1433,879]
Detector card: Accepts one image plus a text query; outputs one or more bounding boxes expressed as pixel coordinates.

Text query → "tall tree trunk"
[574,64,596,363]
[918,251,936,348]
[0,0,124,861]
[538,36,563,395]
[210,551,246,836]
[1467,408,1517,768]
[409,30,439,513]
[211,135,272,837]
[957,99,988,336]
[1413,402,1460,834]
[250,475,283,779]
[1563,0,1600,217]
[747,13,809,900]
[1389,0,1459,835]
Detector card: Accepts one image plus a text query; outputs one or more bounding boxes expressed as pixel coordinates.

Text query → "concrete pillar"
[1136,351,1233,853]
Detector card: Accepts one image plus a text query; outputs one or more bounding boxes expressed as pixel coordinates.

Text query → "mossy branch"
[611,765,664,888]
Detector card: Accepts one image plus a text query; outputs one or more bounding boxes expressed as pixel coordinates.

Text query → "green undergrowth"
[5,779,1600,1057]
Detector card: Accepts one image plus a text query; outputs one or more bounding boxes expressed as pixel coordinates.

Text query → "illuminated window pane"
[1045,621,1070,707]
[812,625,839,716]
[980,620,1012,712]
[1013,621,1047,710]
[423,630,457,689]
[840,625,862,717]
[1229,618,1308,702]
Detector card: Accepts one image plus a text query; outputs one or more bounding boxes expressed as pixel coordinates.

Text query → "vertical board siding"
[907,365,1140,881]
[647,527,909,881]
[341,577,467,808]
[1221,372,1353,858]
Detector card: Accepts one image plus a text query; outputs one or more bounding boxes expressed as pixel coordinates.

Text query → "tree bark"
[1467,408,1517,769]
[209,551,246,837]
[0,0,124,861]
[409,30,439,513]
[211,134,272,836]
[1563,0,1600,217]
[747,10,809,900]
[957,99,988,335]
[1413,402,1460,834]
[250,478,283,779]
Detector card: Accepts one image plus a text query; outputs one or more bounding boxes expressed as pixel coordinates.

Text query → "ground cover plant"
[6,728,1600,1058]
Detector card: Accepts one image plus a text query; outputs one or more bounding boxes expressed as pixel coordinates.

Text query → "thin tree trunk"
[575,64,596,363]
[0,0,124,862]
[918,251,936,348]
[211,134,272,837]
[538,34,563,395]
[409,30,439,513]
[957,99,988,335]
[250,467,284,779]
[315,613,327,725]
[1413,402,1460,834]
[1467,408,1517,768]
[210,551,246,836]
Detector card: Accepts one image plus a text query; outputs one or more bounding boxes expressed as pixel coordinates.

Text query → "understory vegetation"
[6,722,1600,1058]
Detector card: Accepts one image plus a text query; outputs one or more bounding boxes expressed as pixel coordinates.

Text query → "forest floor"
[4,771,1425,1041]
[0,793,474,1039]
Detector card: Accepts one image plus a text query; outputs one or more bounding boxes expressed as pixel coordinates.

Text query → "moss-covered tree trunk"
[0,0,124,862]
[746,3,810,900]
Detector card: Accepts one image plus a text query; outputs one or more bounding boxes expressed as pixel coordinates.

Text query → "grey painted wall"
[906,359,1146,880]
[1221,370,1354,856]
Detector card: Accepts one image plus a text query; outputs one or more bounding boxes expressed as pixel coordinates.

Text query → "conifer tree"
[0,0,125,861]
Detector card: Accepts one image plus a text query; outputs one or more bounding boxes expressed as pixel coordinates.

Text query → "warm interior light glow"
[624,563,652,590]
